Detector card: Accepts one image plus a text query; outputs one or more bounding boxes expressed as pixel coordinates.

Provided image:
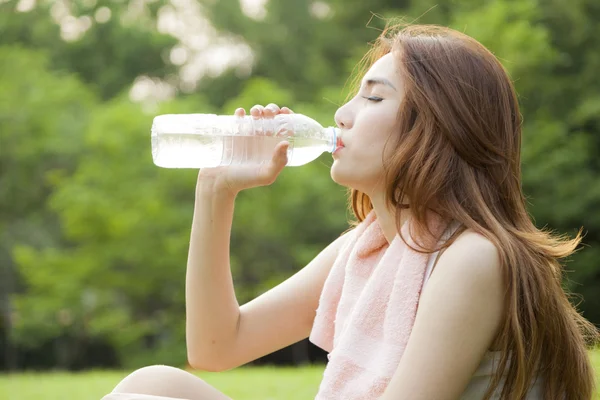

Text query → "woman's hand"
[196,104,295,196]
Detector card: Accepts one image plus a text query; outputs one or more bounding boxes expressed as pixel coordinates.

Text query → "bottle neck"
[324,127,340,153]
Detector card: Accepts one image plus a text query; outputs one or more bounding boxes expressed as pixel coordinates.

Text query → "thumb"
[258,141,289,185]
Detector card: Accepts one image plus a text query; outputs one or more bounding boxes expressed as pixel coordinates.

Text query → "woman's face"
[331,53,404,195]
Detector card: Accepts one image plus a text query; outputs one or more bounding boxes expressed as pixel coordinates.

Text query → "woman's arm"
[381,231,504,400]
[186,178,351,372]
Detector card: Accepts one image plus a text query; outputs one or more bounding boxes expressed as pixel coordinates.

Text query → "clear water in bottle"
[151,113,338,168]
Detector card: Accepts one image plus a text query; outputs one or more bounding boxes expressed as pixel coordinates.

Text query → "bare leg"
[101,365,231,400]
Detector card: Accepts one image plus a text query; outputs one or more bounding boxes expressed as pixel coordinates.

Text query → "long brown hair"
[348,24,599,399]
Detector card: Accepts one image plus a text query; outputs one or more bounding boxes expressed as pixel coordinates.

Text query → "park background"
[1,0,599,398]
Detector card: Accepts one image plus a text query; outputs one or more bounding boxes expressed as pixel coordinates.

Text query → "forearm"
[185,179,240,368]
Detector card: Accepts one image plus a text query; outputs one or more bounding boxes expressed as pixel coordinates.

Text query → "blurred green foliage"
[1,0,599,369]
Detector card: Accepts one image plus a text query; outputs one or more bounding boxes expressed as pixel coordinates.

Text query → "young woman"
[103,24,598,400]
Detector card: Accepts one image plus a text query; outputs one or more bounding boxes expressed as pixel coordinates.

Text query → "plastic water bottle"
[151,113,340,168]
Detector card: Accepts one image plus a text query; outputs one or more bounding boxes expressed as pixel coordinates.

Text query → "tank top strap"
[423,220,462,286]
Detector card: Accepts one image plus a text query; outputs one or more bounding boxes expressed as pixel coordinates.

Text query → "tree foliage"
[1,0,598,369]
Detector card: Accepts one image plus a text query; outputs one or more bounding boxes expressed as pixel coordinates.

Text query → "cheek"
[354,129,394,167]
[354,113,397,147]
[331,108,397,189]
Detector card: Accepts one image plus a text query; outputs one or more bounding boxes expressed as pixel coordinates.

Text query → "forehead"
[363,53,400,83]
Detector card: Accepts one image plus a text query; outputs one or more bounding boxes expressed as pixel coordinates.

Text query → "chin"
[330,162,383,194]
[330,162,358,189]
[329,161,345,185]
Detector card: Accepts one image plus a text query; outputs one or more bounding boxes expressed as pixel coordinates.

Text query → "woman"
[103,24,598,400]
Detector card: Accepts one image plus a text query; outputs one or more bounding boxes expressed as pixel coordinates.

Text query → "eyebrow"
[362,77,398,91]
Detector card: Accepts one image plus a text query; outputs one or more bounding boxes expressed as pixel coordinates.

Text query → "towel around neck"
[309,210,448,399]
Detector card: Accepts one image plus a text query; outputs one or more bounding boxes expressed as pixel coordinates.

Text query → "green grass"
[0,365,325,400]
[2,350,600,400]
[593,349,600,400]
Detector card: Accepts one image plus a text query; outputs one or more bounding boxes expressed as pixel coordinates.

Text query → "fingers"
[234,107,246,117]
[263,103,280,118]
[250,104,264,119]
[249,104,294,118]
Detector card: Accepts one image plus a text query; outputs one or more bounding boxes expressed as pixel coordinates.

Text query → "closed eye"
[361,96,383,102]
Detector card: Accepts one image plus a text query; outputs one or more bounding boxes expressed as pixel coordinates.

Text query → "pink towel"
[309,210,447,399]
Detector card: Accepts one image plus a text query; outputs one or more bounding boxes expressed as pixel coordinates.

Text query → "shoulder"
[382,230,506,399]
[417,228,505,348]
[434,229,502,285]
[423,229,504,312]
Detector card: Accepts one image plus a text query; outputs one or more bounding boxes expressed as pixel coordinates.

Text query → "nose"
[334,102,353,130]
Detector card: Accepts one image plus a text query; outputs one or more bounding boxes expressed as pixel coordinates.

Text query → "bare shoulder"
[384,231,506,399]
[432,229,503,289]
[447,229,500,265]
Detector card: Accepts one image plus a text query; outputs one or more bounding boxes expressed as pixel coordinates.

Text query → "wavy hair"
[348,24,599,399]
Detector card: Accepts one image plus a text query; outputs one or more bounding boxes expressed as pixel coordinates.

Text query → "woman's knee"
[106,364,230,400]
[111,365,179,392]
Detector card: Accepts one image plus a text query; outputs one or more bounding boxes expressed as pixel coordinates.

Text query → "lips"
[333,136,345,156]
